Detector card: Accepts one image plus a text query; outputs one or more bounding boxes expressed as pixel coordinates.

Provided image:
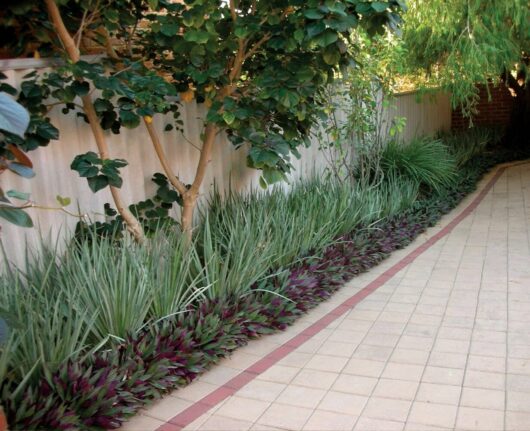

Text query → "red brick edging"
[157,166,507,431]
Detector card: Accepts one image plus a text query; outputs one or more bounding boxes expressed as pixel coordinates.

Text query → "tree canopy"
[0,0,407,239]
[398,0,530,116]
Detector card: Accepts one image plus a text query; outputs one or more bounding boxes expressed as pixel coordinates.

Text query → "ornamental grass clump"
[59,240,155,342]
[204,175,421,274]
[379,137,458,193]
[205,181,346,270]
[0,247,93,388]
[439,127,501,167]
[199,215,276,299]
[144,233,207,320]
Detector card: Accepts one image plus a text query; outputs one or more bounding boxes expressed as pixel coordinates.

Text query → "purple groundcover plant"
[2,148,527,430]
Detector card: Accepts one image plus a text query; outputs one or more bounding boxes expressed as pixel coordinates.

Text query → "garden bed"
[1,139,528,430]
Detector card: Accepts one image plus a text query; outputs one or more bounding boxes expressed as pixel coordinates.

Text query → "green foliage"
[58,240,155,341]
[147,233,206,320]
[75,173,180,241]
[0,205,33,228]
[52,60,180,133]
[0,90,35,228]
[316,29,406,184]
[204,173,419,275]
[0,259,93,385]
[1,0,406,237]
[0,317,9,346]
[141,0,405,184]
[0,73,59,156]
[70,152,128,192]
[0,164,424,389]
[398,0,530,114]
[0,231,207,383]
[199,214,274,299]
[439,126,502,167]
[0,39,180,201]
[379,138,458,193]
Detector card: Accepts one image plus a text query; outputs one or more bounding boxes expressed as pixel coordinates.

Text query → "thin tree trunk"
[181,196,196,244]
[143,0,243,241]
[44,0,145,243]
[180,123,217,241]
[144,117,217,242]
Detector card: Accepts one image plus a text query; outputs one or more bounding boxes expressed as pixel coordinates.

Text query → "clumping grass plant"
[145,232,207,321]
[0,246,94,386]
[439,126,503,167]
[379,137,458,192]
[199,215,275,299]
[205,174,420,273]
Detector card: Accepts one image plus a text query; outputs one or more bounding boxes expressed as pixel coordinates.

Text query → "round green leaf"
[304,9,325,19]
[56,195,71,207]
[222,111,236,125]
[371,2,389,12]
[323,46,341,65]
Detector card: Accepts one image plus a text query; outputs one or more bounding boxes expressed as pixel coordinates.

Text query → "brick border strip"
[157,165,508,431]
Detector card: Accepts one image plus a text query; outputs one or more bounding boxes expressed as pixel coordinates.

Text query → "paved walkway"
[124,162,530,431]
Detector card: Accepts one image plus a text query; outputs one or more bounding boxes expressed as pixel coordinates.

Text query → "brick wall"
[452,84,514,129]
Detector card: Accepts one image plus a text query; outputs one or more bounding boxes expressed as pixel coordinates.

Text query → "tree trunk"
[506,83,530,149]
[179,123,218,242]
[44,0,145,243]
[144,118,217,242]
[81,97,145,242]
[181,195,196,244]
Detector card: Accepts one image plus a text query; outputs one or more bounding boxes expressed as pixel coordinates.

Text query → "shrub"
[439,126,503,167]
[379,137,458,192]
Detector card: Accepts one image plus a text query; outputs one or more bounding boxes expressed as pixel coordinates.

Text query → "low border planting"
[1,142,528,430]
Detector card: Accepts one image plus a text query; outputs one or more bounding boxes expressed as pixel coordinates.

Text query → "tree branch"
[229,0,238,22]
[228,39,247,83]
[44,0,145,243]
[75,8,89,50]
[45,0,80,61]
[243,32,271,60]
[2,201,86,218]
[143,117,187,195]
[190,123,217,194]
[101,27,120,60]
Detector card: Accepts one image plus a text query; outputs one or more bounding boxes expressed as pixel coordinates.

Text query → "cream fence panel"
[391,91,452,143]
[0,61,451,267]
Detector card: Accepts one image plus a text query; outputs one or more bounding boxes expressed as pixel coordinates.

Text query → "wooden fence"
[0,59,451,267]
